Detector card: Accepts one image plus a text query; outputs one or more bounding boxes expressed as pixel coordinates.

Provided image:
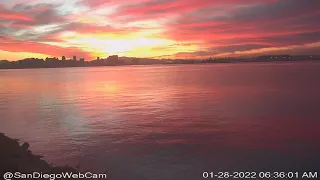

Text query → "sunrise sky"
[0,0,319,60]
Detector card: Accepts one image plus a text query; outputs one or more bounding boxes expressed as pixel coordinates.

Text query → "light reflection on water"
[0,62,320,180]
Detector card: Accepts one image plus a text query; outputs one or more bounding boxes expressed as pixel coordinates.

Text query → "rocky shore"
[0,133,78,179]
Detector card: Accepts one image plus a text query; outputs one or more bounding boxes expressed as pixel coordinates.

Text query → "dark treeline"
[0,55,319,69]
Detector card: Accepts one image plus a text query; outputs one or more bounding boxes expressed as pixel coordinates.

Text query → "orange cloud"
[0,36,92,60]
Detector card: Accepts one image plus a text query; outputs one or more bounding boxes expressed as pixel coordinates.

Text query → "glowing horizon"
[0,0,319,61]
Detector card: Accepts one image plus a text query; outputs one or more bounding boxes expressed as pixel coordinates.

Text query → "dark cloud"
[226,0,320,23]
[209,32,320,48]
[162,0,320,56]
[172,42,320,58]
[255,32,320,46]
[214,44,271,53]
[11,3,65,26]
[0,3,70,42]
[173,44,271,57]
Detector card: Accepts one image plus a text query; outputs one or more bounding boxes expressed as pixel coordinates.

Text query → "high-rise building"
[62,56,66,61]
[73,56,77,61]
[80,58,85,62]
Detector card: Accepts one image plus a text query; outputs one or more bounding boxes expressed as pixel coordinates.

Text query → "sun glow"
[61,33,176,57]
[39,25,200,59]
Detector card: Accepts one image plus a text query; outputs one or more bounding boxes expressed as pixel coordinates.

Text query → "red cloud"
[160,0,320,53]
[72,24,141,35]
[0,11,34,21]
[78,0,151,8]
[112,0,278,20]
[1,0,319,59]
[112,0,211,20]
[0,36,92,59]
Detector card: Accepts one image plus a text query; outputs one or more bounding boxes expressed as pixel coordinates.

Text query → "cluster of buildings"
[46,56,85,63]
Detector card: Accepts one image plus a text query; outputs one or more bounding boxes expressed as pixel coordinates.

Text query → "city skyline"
[1,54,319,69]
[1,0,320,61]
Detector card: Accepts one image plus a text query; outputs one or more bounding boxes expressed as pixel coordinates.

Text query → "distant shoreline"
[0,58,319,70]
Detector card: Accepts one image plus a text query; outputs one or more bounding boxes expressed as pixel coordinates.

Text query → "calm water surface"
[1,62,320,180]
